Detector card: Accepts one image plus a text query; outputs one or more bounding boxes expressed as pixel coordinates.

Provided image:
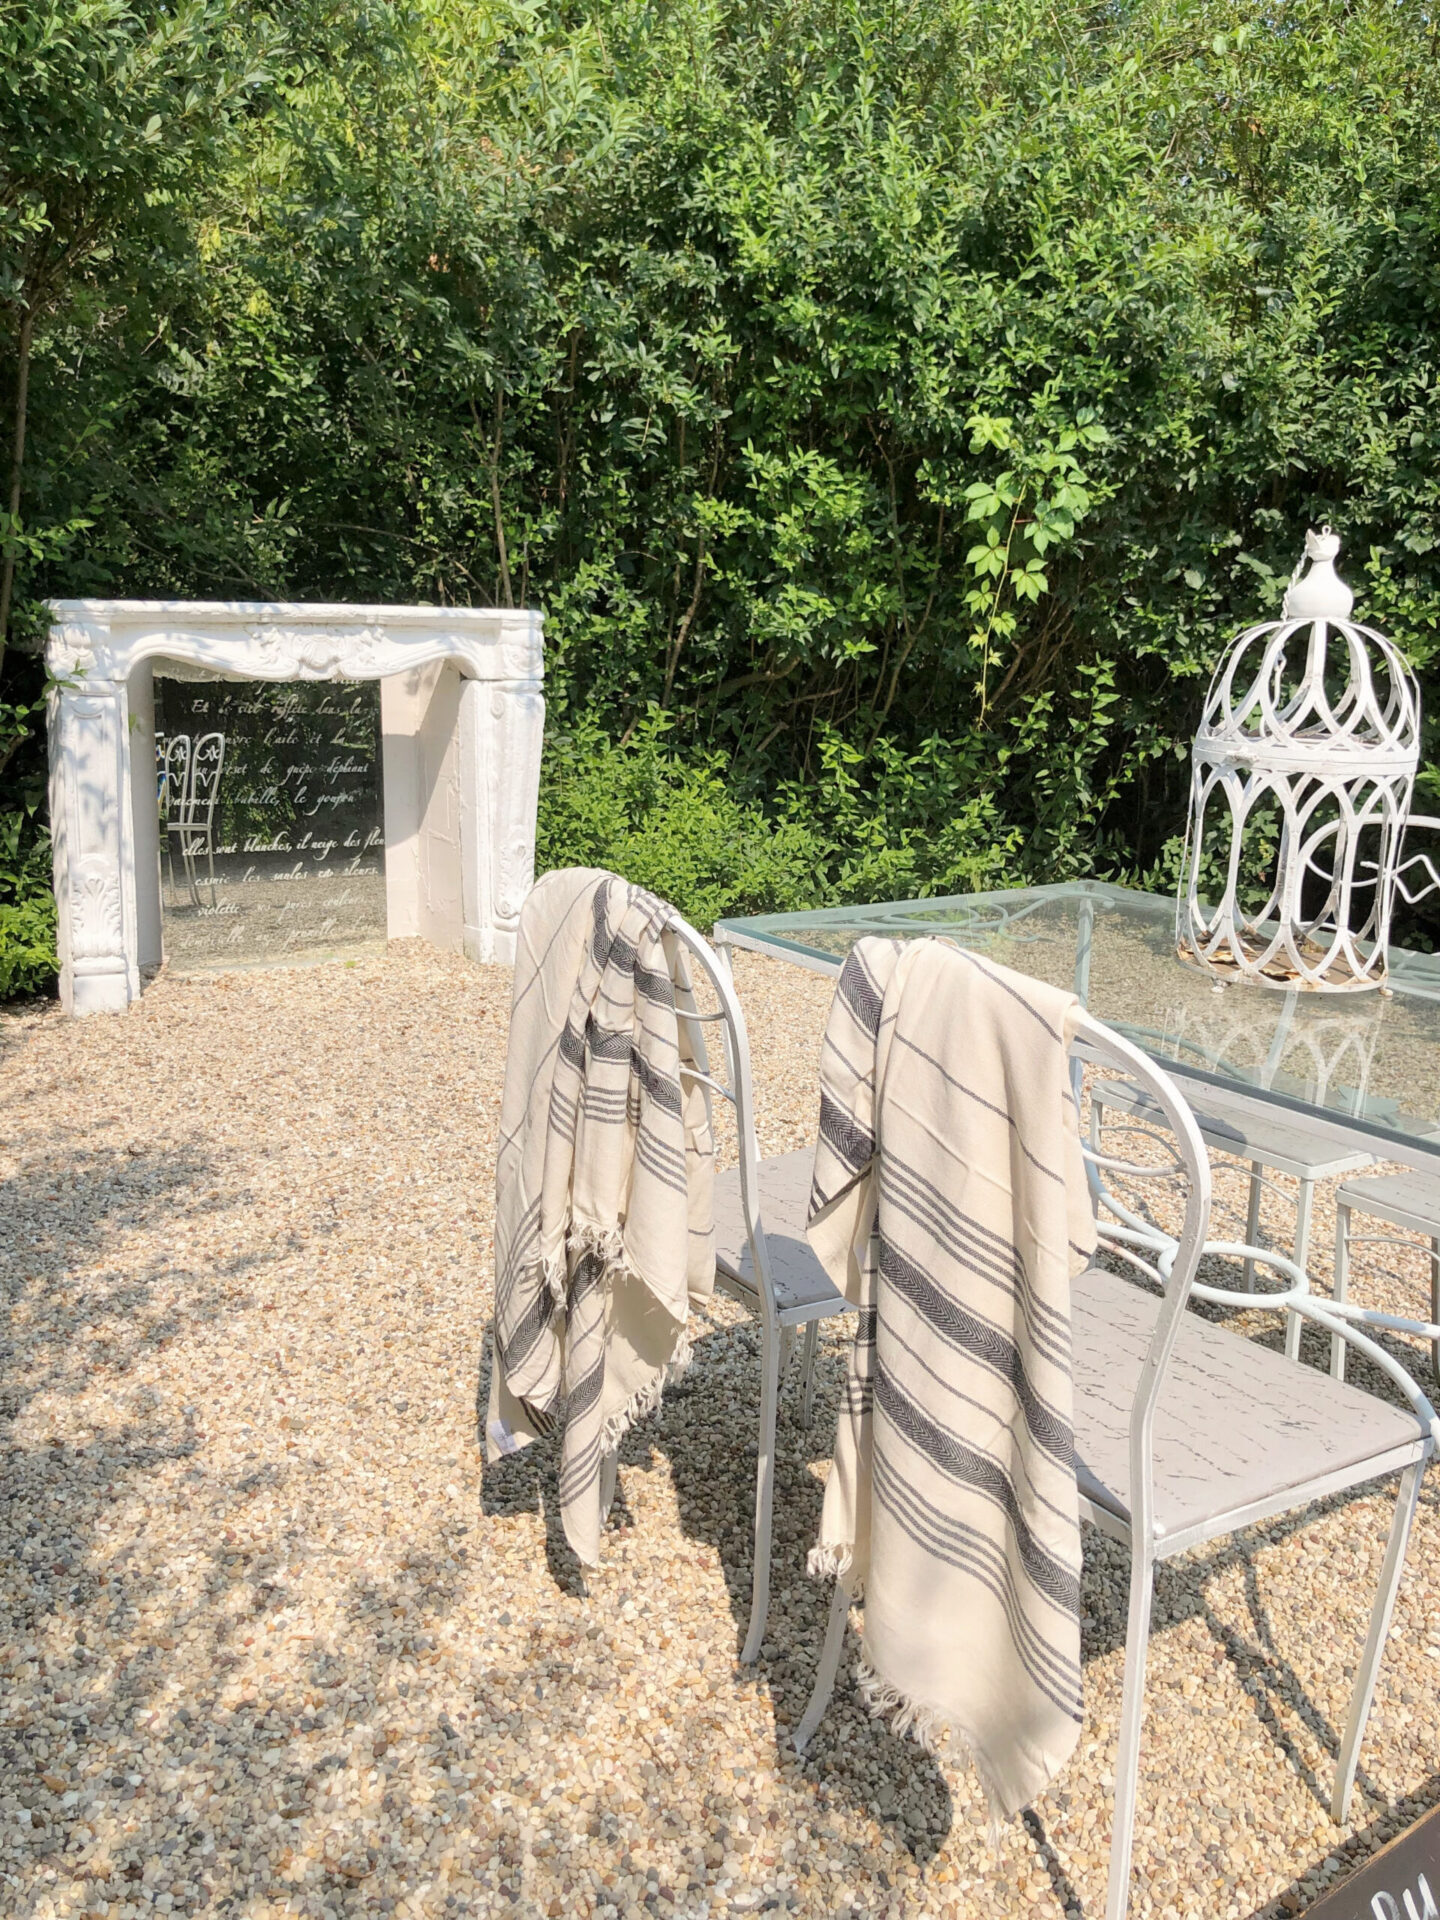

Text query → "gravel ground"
[2,944,1440,1920]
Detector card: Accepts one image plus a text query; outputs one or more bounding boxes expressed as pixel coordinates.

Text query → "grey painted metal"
[1071,1263,1422,1539]
[661,912,855,1666]
[1091,1076,1375,1179]
[712,1150,849,1321]
[1089,1074,1374,1354]
[791,1012,1436,1920]
[1333,1172,1440,1387]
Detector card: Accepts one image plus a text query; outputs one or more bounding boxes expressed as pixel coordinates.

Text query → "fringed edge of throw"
[598,1365,665,1453]
[855,1654,1015,1848]
[855,1655,948,1757]
[595,1298,693,1455]
[542,1249,569,1309]
[562,1221,626,1303]
[807,1542,862,1598]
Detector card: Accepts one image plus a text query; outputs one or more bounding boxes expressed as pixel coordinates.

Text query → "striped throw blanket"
[487,868,715,1566]
[806,936,1096,1819]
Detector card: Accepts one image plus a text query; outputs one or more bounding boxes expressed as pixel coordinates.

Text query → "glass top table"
[715,879,1440,1171]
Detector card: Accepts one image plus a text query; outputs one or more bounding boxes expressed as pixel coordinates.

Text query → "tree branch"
[0,303,36,683]
[472,392,512,607]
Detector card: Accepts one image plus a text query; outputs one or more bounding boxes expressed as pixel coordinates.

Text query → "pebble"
[0,943,1436,1919]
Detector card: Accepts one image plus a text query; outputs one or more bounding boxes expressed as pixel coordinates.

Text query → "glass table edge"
[713,884,1440,1169]
[715,876,1144,940]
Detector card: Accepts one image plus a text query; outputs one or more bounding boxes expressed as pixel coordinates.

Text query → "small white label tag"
[487,1416,522,1456]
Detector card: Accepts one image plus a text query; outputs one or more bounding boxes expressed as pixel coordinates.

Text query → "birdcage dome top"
[1195,528,1419,778]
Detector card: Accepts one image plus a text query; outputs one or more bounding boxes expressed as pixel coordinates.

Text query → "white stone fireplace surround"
[47,600,545,1014]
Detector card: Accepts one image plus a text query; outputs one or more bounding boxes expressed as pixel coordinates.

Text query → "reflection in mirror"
[154,678,385,969]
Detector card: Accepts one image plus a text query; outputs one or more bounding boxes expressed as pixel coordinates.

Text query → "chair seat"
[1337,1170,1440,1240]
[1073,1265,1424,1549]
[713,1149,854,1326]
[1093,1077,1373,1181]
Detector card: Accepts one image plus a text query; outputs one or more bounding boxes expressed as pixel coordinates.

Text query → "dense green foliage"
[6,0,1440,985]
[0,791,54,997]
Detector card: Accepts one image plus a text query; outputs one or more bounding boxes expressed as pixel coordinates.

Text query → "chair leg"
[1332,1204,1351,1382]
[1430,1240,1440,1392]
[741,1316,782,1665]
[1105,1542,1156,1920]
[1286,1177,1314,1363]
[1332,1461,1424,1823]
[799,1320,820,1429]
[1242,1160,1264,1293]
[778,1324,796,1386]
[599,1450,619,1526]
[794,1582,851,1755]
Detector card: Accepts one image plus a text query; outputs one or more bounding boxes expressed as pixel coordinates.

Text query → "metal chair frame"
[1386,811,1440,908]
[157,733,191,902]
[1332,1180,1440,1389]
[793,1015,1436,1920]
[602,909,853,1666]
[1089,1076,1373,1360]
[173,730,225,908]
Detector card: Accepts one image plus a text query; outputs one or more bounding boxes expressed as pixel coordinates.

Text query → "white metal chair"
[794,1014,1436,1920]
[157,733,191,902]
[1090,1074,1373,1358]
[1332,1171,1440,1389]
[175,730,225,907]
[655,911,857,1665]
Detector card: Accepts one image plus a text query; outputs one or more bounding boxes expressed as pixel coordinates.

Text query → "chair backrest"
[659,909,780,1326]
[1073,1013,1212,1544]
[158,734,191,822]
[185,732,225,829]
[657,909,1221,1515]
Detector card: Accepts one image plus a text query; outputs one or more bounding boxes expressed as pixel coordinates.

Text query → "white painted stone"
[47,599,545,1013]
[380,660,466,954]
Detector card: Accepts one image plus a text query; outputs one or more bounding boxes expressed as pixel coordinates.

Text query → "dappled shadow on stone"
[608,1313,959,1869]
[475,1297,963,1870]
[1246,1767,1440,1920]
[11,950,1440,1920]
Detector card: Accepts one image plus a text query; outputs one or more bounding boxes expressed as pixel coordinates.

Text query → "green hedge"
[0,889,56,1001]
[0,805,56,1001]
[7,1,1440,969]
[537,710,1025,925]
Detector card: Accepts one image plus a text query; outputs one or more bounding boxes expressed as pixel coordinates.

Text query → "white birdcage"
[1176,527,1421,991]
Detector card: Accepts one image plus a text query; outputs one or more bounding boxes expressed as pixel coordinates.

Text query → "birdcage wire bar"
[1176,529,1421,992]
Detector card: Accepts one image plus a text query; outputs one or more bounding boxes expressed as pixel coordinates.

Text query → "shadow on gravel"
[478,1309,960,1869]
[480,1277,1440,1917]
[1247,1766,1440,1919]
[0,1133,270,1914]
[0,1128,528,1919]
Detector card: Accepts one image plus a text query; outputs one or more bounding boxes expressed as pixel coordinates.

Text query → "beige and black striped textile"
[487,868,714,1567]
[806,936,1095,1819]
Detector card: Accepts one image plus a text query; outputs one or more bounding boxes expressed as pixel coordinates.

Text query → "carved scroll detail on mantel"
[48,623,101,680]
[246,625,388,680]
